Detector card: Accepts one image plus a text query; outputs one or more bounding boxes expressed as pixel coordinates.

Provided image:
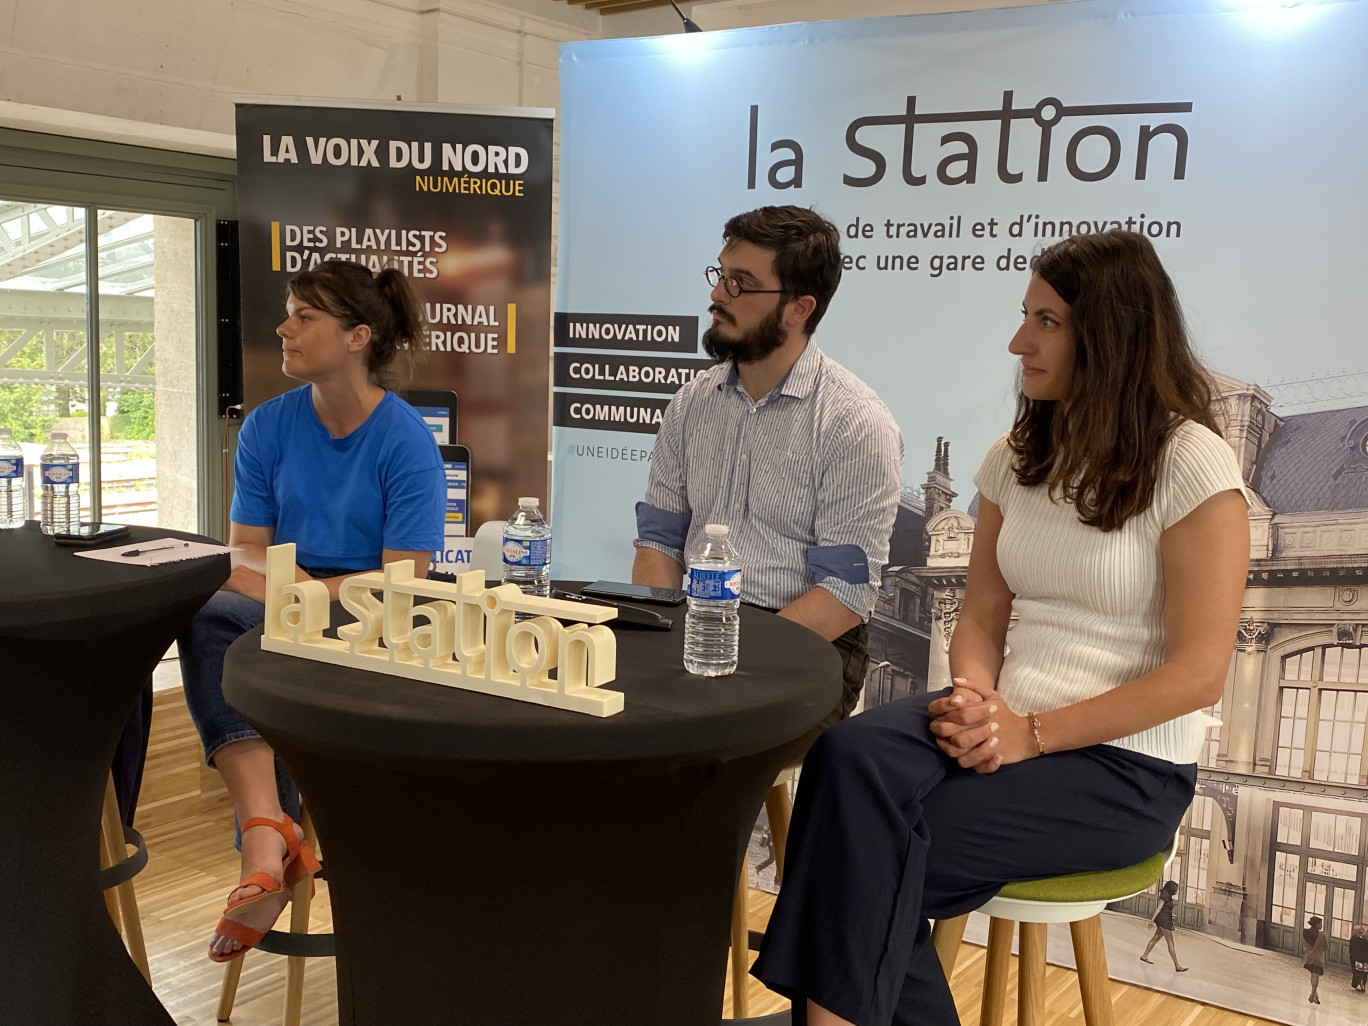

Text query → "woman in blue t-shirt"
[180,260,445,963]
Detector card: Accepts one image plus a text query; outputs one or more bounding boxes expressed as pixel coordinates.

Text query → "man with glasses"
[633,205,902,731]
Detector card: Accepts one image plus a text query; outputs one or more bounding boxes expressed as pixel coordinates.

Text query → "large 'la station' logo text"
[747,91,1191,190]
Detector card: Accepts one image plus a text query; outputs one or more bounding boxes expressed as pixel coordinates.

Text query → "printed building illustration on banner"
[867,373,1368,969]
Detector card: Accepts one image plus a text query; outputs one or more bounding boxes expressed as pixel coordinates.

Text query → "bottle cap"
[704,523,730,536]
[518,496,540,508]
[50,432,67,441]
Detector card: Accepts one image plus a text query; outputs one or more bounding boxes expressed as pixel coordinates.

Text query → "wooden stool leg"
[102,774,150,982]
[930,913,968,977]
[1017,921,1048,1026]
[217,956,245,1022]
[764,782,792,884]
[730,868,750,1020]
[282,873,314,1026]
[283,806,322,1026]
[1070,915,1115,1026]
[980,917,1014,1026]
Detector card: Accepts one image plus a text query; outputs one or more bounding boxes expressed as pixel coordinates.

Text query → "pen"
[121,543,189,557]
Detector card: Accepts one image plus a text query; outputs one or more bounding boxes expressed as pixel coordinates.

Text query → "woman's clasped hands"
[927,677,1039,773]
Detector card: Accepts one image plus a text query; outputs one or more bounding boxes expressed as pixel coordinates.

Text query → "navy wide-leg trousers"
[751,689,1196,1026]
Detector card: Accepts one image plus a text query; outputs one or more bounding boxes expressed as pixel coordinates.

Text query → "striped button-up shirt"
[635,343,902,618]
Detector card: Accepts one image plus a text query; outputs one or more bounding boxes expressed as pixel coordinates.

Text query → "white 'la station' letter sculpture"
[260,543,624,716]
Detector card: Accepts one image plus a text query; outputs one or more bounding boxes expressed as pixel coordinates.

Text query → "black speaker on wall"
[216,219,243,417]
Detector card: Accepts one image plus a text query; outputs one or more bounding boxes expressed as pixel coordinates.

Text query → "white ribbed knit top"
[972,421,1247,765]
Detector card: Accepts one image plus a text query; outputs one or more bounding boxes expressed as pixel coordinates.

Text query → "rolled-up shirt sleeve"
[634,386,693,565]
[809,404,903,619]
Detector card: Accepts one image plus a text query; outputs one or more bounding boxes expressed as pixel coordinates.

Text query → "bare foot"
[1139,957,1154,964]
[1175,966,1189,972]
[208,818,303,958]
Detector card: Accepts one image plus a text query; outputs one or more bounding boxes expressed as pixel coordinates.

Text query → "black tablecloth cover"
[0,521,229,1025]
[224,593,840,1026]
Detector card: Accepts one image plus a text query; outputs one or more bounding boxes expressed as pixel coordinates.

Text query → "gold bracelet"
[1028,713,1046,756]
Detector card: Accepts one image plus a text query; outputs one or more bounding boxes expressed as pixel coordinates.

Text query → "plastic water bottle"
[40,432,80,536]
[0,428,23,529]
[684,523,742,677]
[501,497,552,600]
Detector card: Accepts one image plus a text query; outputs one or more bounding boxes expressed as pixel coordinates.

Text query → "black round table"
[0,521,229,1026]
[223,589,841,1026]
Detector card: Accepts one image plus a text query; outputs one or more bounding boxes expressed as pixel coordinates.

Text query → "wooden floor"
[125,686,1280,1026]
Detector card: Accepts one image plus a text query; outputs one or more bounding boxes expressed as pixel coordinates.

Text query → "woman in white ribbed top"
[753,232,1250,1026]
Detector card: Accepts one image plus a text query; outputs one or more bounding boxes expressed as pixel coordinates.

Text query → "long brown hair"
[286,260,429,390]
[1007,231,1217,531]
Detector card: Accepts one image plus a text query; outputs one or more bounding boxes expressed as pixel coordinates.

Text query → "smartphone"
[53,523,132,546]
[552,589,673,630]
[581,580,687,607]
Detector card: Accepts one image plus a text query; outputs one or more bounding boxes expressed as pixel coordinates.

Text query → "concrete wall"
[0,0,601,138]
[151,215,198,533]
[0,0,1044,138]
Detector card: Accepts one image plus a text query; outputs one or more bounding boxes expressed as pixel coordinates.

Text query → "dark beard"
[702,302,786,365]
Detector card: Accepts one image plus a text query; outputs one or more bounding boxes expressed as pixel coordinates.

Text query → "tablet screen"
[416,406,452,445]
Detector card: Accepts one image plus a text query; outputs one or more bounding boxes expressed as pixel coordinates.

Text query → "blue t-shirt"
[230,386,445,571]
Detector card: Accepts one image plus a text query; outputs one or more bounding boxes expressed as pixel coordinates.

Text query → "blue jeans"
[178,588,308,832]
[179,589,268,766]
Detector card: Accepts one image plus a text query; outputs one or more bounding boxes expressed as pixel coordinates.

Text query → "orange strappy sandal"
[207,815,321,964]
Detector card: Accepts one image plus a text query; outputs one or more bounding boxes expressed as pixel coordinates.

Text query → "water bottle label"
[42,461,78,486]
[502,537,550,568]
[687,567,741,600]
[0,457,20,479]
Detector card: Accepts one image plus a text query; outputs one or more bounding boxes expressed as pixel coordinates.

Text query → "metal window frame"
[0,127,235,537]
[1268,800,1368,959]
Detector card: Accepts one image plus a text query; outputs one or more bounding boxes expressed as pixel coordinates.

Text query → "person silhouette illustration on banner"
[1140,880,1188,972]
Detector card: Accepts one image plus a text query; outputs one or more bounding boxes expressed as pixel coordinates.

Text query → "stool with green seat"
[930,840,1174,1026]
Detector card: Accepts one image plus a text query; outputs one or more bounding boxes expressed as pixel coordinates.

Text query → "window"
[0,127,234,537]
[1268,802,1368,965]
[1279,807,1305,845]
[1310,812,1360,856]
[1333,887,1357,941]
[1271,850,1300,927]
[0,204,198,529]
[1315,692,1368,783]
[1276,646,1368,784]
[1199,698,1222,768]
[1183,796,1213,907]
[1285,650,1314,681]
[1325,647,1368,684]
[1276,687,1310,777]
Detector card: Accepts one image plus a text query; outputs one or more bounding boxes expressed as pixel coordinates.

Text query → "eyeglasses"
[705,266,786,299]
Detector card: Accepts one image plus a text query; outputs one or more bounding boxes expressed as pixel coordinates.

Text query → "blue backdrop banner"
[554,1,1368,1011]
[553,0,1367,578]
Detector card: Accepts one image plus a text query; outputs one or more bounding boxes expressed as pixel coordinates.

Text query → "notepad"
[74,538,236,567]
